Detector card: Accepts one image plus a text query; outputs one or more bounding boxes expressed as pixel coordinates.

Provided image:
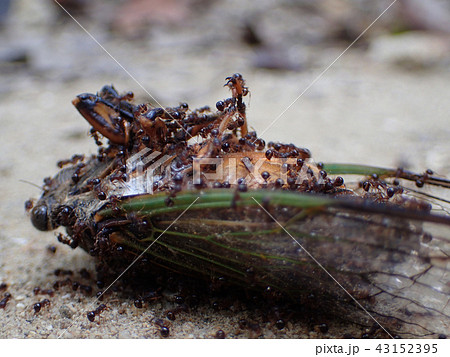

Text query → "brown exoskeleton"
[72,85,135,145]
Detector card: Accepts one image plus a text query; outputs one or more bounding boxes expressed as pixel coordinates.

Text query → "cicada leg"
[72,94,129,145]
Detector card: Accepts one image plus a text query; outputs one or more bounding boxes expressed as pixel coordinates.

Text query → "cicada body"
[29,76,450,337]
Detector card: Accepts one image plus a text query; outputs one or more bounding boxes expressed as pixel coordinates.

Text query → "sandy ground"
[0,0,449,338]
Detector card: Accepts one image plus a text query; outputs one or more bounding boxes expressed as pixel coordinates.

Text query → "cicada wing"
[100,189,450,337]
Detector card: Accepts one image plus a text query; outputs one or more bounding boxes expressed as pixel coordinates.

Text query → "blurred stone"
[118,330,132,338]
[398,0,450,34]
[369,32,450,69]
[0,47,29,69]
[59,304,74,319]
[52,0,88,18]
[0,0,11,27]
[112,0,192,38]
[252,46,304,71]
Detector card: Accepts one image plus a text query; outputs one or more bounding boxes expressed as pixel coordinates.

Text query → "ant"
[57,154,85,168]
[153,318,170,338]
[87,303,107,322]
[225,73,249,98]
[33,287,55,297]
[33,298,50,313]
[0,292,11,309]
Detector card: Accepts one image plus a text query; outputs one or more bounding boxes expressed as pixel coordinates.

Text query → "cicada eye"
[31,205,50,231]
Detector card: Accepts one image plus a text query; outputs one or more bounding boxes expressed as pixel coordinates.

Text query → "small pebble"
[59,305,73,319]
[118,330,132,339]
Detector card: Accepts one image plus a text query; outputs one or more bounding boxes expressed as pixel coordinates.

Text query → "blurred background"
[0,0,449,338]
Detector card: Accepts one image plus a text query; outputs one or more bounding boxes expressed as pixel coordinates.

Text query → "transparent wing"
[97,188,450,337]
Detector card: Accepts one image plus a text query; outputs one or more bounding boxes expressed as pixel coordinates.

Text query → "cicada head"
[28,164,96,232]
[30,203,51,231]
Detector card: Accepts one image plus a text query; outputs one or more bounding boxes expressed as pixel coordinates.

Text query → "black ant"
[33,298,50,313]
[57,154,85,168]
[33,287,55,297]
[0,292,11,309]
[87,303,107,322]
[153,318,170,338]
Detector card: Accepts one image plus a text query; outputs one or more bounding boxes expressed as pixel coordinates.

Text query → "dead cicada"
[29,74,450,337]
